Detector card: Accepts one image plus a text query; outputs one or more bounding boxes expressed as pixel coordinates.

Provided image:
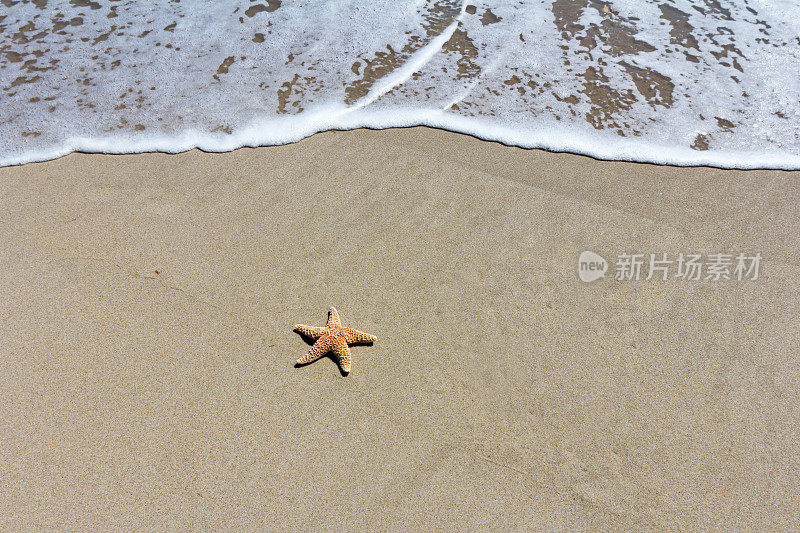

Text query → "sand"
[1,127,799,530]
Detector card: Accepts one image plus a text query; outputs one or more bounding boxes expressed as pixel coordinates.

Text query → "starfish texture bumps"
[293,307,376,374]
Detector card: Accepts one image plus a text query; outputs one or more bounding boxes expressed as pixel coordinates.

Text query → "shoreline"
[5,119,800,171]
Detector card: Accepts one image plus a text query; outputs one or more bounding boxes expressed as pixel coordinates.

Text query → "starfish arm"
[297,336,334,366]
[332,341,352,373]
[326,306,341,328]
[342,328,376,344]
[293,324,326,341]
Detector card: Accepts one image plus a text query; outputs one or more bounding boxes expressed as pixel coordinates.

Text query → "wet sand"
[1,127,799,529]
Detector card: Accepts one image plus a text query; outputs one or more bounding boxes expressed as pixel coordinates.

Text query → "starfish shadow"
[293,355,350,377]
[294,331,318,347]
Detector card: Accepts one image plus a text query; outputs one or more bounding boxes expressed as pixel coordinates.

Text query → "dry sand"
[1,127,799,530]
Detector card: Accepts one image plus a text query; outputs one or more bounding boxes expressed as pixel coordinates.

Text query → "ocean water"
[2,0,799,169]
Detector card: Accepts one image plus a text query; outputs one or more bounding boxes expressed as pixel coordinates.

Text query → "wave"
[2,0,799,169]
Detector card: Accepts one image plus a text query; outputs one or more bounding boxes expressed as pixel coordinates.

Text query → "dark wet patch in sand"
[619,61,674,108]
[716,116,735,132]
[277,73,323,114]
[69,0,101,10]
[691,133,710,150]
[213,56,236,81]
[480,9,501,26]
[442,25,480,80]
[581,66,638,133]
[245,1,280,18]
[659,4,699,51]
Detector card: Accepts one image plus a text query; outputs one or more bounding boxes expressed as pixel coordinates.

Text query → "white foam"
[1,0,799,169]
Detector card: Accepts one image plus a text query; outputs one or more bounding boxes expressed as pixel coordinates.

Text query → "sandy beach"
[1,126,799,529]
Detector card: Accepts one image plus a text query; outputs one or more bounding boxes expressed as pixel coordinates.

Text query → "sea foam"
[1,0,799,169]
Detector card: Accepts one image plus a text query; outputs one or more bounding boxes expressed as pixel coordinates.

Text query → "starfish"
[293,307,376,374]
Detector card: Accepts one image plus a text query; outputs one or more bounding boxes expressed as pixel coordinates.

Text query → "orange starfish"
[293,307,376,374]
